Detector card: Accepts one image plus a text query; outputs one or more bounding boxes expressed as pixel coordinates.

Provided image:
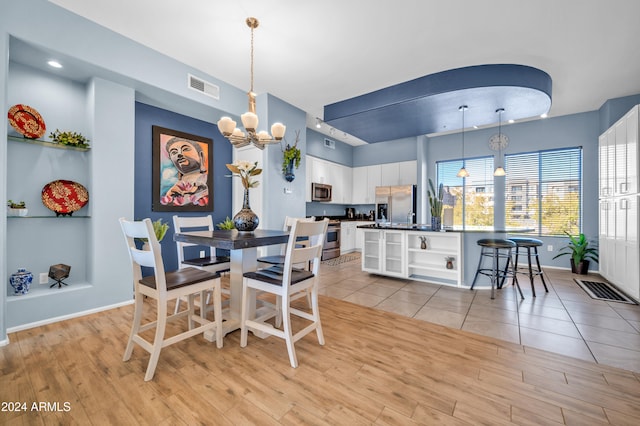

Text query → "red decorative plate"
[42,180,89,216]
[7,104,46,139]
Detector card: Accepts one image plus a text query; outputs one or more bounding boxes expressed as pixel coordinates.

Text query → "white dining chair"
[240,218,329,368]
[173,215,231,316]
[120,217,223,381]
[257,215,316,311]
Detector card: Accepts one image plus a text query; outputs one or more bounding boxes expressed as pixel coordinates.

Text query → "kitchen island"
[357,224,534,288]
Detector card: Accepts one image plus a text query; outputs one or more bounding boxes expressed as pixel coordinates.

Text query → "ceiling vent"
[324,138,336,149]
[188,74,220,99]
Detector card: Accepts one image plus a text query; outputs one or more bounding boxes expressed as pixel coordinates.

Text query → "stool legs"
[471,246,524,300]
[533,246,549,293]
[513,246,549,297]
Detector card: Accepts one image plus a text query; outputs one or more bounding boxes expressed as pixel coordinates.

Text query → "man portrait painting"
[152,126,213,212]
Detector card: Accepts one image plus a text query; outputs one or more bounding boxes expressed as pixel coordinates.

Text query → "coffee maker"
[345,207,355,219]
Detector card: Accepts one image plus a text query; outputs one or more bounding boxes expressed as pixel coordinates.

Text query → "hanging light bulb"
[457,105,469,178]
[494,108,506,176]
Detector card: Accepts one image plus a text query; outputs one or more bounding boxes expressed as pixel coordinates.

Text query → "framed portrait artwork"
[152,126,214,212]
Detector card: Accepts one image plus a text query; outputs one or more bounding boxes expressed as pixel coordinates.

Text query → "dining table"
[173,228,289,338]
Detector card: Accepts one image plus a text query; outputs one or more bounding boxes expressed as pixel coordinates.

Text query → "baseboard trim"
[6,299,134,334]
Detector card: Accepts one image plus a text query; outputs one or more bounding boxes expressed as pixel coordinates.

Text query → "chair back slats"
[282,219,328,286]
[120,217,167,293]
[173,215,214,262]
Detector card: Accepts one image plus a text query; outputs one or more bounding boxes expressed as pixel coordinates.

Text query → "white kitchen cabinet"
[307,155,352,204]
[354,221,370,252]
[599,105,640,301]
[361,229,405,277]
[340,221,357,254]
[398,160,418,185]
[366,165,381,204]
[352,166,367,204]
[381,163,399,186]
[381,160,417,186]
[626,106,638,195]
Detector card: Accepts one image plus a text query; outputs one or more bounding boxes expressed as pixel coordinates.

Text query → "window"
[437,156,494,229]
[505,147,582,236]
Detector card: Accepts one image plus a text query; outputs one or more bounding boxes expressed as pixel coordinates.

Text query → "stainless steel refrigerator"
[375,185,417,223]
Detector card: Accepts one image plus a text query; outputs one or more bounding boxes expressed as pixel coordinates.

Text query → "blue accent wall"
[134,102,233,270]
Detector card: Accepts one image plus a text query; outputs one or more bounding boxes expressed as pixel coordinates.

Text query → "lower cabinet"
[361,229,463,286]
[340,222,357,254]
[361,229,405,278]
[600,195,639,300]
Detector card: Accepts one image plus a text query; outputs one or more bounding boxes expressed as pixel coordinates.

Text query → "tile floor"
[317,253,640,373]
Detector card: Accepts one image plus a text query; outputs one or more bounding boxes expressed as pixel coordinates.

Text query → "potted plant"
[552,232,599,274]
[7,200,28,216]
[427,178,444,230]
[281,130,301,182]
[137,218,170,248]
[49,129,90,148]
[216,216,235,230]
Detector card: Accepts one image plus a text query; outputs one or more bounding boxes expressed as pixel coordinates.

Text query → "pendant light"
[456,105,469,178]
[217,17,286,149]
[493,108,506,177]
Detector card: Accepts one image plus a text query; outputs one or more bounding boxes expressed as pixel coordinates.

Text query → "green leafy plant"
[216,216,235,230]
[427,178,444,218]
[49,129,90,148]
[152,219,170,242]
[138,218,170,243]
[7,200,26,209]
[281,129,301,174]
[552,232,599,266]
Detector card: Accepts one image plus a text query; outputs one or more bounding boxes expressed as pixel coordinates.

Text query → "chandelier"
[217,17,286,149]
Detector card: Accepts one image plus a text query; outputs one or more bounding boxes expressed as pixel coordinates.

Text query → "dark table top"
[174,229,289,250]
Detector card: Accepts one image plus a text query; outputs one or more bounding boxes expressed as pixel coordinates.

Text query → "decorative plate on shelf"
[41,180,89,216]
[7,104,46,139]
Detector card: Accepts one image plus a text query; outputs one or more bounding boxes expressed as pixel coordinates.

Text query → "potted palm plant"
[428,178,444,231]
[552,232,598,274]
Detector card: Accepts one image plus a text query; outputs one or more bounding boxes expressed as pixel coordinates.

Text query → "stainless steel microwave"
[311,183,332,202]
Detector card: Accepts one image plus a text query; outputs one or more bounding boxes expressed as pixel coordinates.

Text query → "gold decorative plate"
[8,104,46,139]
[42,180,89,216]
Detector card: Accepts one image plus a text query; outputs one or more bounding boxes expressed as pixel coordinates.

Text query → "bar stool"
[471,238,524,299]
[508,237,548,297]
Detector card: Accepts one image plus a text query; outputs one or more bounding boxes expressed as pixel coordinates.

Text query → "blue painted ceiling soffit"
[323,64,552,143]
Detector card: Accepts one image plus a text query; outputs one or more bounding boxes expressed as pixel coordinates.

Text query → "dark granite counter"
[357,223,534,233]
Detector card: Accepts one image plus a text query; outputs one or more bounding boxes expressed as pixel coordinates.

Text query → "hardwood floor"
[2,293,640,424]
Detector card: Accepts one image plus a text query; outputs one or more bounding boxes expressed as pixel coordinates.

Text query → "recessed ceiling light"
[47,60,62,68]
[508,119,514,124]
[540,113,548,118]
[315,118,322,128]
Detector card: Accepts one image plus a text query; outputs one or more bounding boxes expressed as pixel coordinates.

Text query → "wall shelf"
[8,135,91,152]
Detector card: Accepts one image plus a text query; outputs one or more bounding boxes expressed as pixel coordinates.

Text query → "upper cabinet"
[381,160,417,186]
[307,156,418,205]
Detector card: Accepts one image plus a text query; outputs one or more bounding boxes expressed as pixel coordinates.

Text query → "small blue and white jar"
[9,268,33,295]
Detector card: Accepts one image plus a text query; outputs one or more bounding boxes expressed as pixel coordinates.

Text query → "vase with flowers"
[226,160,262,233]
